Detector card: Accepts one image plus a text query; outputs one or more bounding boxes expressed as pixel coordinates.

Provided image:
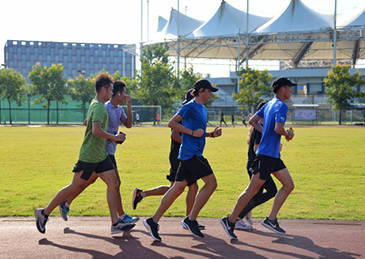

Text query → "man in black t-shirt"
[235,102,277,230]
[132,89,203,229]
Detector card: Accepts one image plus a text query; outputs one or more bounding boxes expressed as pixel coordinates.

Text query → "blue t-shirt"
[256,97,288,158]
[177,100,207,160]
[105,101,127,155]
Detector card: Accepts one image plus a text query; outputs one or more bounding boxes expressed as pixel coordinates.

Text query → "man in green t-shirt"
[35,73,133,235]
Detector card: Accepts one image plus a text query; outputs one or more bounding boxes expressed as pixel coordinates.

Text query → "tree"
[323,64,364,125]
[29,63,67,124]
[68,74,94,120]
[135,43,175,111]
[0,68,26,124]
[232,67,273,112]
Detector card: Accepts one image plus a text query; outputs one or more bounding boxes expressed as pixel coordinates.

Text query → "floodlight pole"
[237,31,241,93]
[177,0,181,79]
[333,0,337,66]
[140,0,144,76]
[147,0,150,42]
[245,0,249,68]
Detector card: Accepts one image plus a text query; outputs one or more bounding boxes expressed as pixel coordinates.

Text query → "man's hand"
[192,128,204,137]
[114,133,126,144]
[285,127,294,141]
[212,127,222,138]
[122,93,131,105]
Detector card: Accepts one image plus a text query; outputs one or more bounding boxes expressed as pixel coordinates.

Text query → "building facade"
[4,40,136,79]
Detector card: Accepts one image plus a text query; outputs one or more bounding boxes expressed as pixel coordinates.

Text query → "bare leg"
[144,185,171,196]
[65,173,98,205]
[188,174,217,220]
[98,169,121,225]
[112,168,125,217]
[268,168,294,220]
[185,183,198,216]
[228,173,265,223]
[43,171,89,216]
[152,181,187,223]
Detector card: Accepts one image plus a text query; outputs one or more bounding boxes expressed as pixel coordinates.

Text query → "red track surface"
[1,217,364,258]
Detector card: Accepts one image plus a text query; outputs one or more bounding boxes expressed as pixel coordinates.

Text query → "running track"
[0,217,364,258]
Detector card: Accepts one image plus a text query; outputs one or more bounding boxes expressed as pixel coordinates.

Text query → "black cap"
[193,79,218,94]
[182,88,195,104]
[272,77,297,93]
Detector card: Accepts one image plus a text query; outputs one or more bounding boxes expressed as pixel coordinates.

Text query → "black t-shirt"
[169,122,182,171]
[247,128,262,163]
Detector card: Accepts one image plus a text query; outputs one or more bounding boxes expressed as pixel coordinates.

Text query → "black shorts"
[175,155,213,186]
[108,154,117,168]
[73,156,115,180]
[249,155,286,180]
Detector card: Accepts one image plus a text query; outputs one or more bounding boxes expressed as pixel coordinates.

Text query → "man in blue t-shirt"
[144,79,221,242]
[220,77,296,240]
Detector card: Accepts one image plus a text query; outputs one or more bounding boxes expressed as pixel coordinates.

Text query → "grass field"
[0,126,364,220]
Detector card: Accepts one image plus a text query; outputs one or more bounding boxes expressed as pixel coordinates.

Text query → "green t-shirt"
[79,98,108,163]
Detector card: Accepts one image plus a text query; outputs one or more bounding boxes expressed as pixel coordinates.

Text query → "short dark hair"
[113,80,126,96]
[95,73,114,93]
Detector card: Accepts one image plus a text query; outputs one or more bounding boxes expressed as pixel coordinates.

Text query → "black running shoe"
[143,217,161,241]
[220,217,237,240]
[261,217,286,235]
[35,208,48,234]
[132,188,143,210]
[181,216,204,238]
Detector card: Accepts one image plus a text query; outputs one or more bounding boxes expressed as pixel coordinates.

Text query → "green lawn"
[0,126,364,220]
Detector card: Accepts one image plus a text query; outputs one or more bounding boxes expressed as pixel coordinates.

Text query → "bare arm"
[171,129,182,143]
[205,126,222,138]
[249,114,263,133]
[92,121,124,143]
[121,95,132,128]
[167,114,204,137]
[274,122,294,141]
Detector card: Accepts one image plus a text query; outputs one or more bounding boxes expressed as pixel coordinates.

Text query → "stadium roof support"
[148,0,365,67]
[352,39,360,66]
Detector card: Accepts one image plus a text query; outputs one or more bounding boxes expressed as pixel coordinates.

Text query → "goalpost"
[122,105,162,126]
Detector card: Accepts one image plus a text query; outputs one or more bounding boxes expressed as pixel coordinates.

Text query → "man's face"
[116,88,126,104]
[284,85,292,99]
[103,83,113,101]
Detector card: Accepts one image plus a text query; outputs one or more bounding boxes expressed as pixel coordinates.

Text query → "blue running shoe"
[120,213,139,223]
[59,201,70,221]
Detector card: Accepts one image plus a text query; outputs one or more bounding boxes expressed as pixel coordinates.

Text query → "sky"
[1,0,364,76]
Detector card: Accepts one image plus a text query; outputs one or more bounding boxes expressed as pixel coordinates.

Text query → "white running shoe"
[235,219,254,230]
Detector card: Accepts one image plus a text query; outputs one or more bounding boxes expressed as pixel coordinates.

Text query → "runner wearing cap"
[132,89,204,230]
[220,77,296,239]
[143,79,221,242]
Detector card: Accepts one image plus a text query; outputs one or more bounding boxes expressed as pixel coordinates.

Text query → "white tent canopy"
[157,16,168,32]
[149,0,365,66]
[341,8,365,27]
[255,0,332,33]
[191,0,269,38]
[160,8,203,38]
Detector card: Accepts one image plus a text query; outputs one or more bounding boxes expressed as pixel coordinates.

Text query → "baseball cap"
[182,88,195,104]
[271,77,297,93]
[193,79,218,94]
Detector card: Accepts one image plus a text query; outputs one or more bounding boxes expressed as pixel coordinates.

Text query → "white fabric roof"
[191,0,269,38]
[255,0,332,33]
[157,16,168,32]
[161,8,203,38]
[341,8,365,27]
[150,0,365,64]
